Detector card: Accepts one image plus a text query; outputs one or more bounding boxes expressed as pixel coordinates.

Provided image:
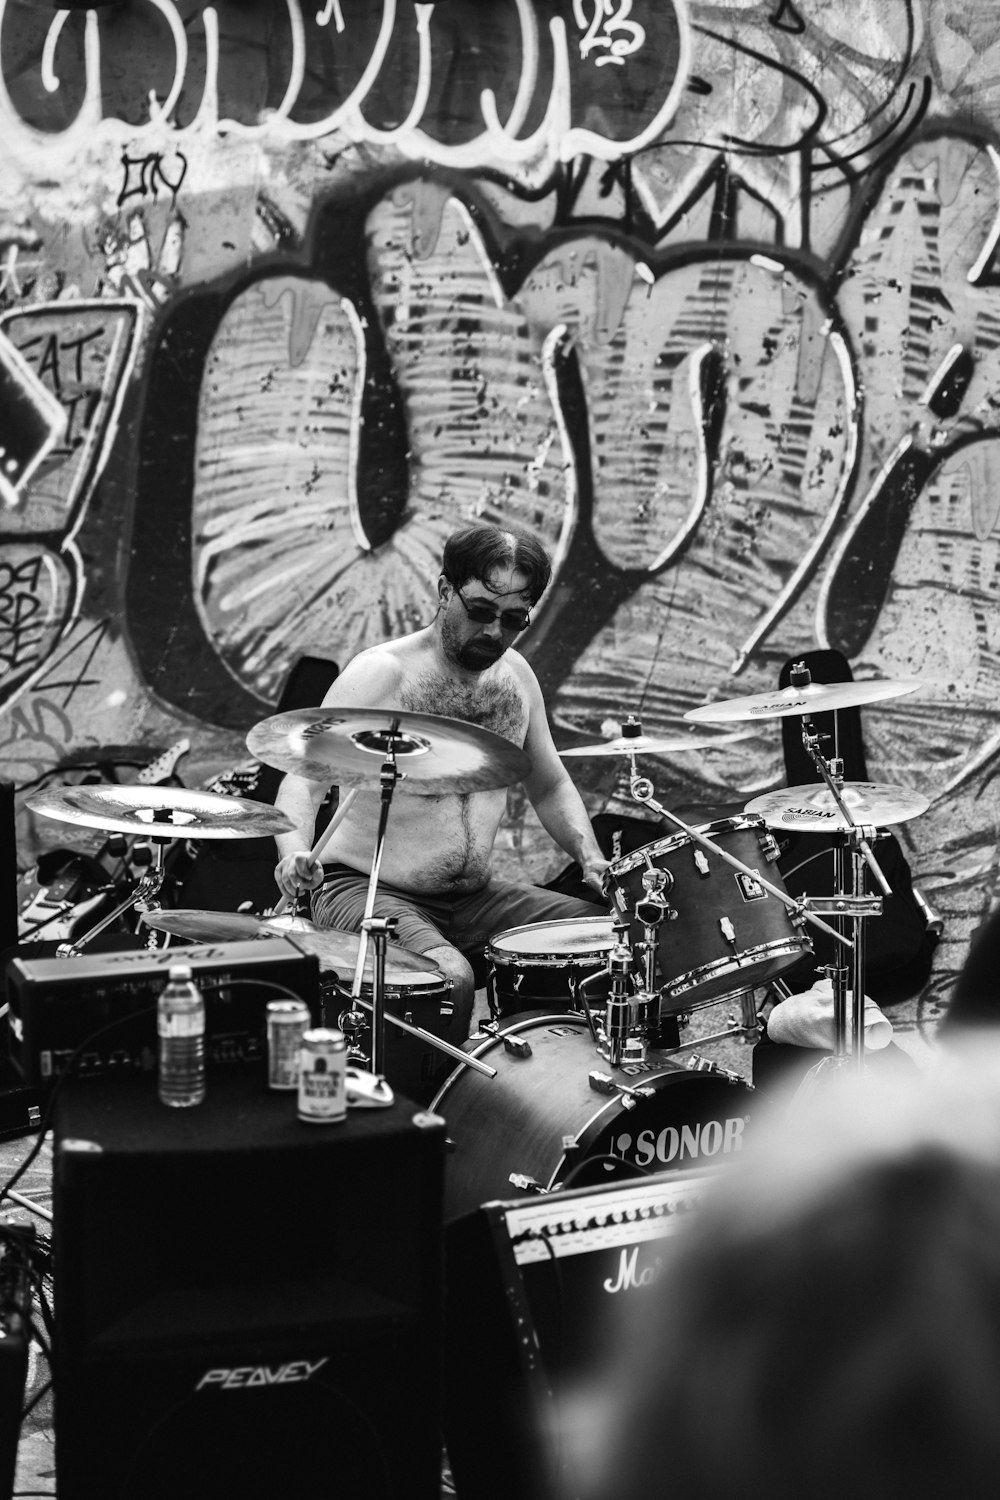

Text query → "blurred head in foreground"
[576,1042,1000,1500]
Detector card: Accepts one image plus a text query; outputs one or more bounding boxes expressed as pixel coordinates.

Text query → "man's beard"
[441,615,506,672]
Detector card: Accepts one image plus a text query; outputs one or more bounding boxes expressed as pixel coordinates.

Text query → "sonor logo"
[196,1358,329,1392]
[617,1115,747,1169]
[735,871,766,902]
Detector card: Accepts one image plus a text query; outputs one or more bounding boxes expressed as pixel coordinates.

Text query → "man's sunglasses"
[452,584,532,633]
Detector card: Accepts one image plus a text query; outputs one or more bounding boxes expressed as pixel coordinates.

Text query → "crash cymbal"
[745,782,929,831]
[560,731,732,758]
[285,928,445,984]
[25,784,297,839]
[685,677,922,723]
[246,706,531,793]
[140,909,317,942]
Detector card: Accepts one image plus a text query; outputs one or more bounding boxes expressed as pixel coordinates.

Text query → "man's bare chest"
[400,671,527,744]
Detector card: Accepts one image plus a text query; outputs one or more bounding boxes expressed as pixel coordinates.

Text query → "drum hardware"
[587,1071,656,1104]
[339,993,496,1079]
[744,660,925,1077]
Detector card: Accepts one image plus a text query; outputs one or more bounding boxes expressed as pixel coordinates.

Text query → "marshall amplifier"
[5,937,320,1087]
[444,1170,713,1500]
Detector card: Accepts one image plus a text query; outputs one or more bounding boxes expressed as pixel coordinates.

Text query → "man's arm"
[518,664,609,894]
[273,772,330,898]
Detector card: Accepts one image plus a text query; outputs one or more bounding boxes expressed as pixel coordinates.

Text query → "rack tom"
[606,813,811,1012]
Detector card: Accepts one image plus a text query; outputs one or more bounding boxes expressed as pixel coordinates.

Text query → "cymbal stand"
[339,746,402,1074]
[57,836,169,958]
[797,713,891,1078]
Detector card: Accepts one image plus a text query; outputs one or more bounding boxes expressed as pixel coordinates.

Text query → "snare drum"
[606,814,811,1013]
[432,1012,756,1222]
[486,916,615,1018]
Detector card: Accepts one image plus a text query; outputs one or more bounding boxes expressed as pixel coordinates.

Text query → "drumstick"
[272,788,358,917]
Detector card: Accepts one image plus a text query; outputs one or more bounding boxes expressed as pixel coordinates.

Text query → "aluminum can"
[297,1027,347,1124]
[266,1000,311,1091]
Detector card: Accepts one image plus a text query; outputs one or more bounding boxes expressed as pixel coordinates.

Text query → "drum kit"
[23,663,926,1209]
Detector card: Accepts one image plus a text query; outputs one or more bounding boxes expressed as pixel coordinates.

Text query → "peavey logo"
[196,1358,328,1392]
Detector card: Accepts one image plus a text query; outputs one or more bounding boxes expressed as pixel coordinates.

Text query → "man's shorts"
[311,863,600,962]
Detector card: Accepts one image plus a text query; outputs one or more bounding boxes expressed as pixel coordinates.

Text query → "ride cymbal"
[684,677,922,723]
[25,784,297,839]
[745,782,929,831]
[246,706,531,793]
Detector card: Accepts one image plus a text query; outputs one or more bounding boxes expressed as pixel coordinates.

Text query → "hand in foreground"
[275,851,324,899]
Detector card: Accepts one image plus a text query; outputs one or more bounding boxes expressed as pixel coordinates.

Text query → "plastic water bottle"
[157,963,206,1107]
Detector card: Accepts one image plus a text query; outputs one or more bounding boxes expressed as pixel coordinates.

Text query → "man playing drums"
[273,522,608,1038]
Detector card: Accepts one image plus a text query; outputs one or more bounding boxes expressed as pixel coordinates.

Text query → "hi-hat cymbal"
[246,706,531,793]
[685,677,922,723]
[560,731,731,758]
[140,909,317,942]
[745,782,929,831]
[25,784,298,839]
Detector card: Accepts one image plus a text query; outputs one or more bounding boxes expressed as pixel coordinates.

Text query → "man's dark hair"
[441,523,552,603]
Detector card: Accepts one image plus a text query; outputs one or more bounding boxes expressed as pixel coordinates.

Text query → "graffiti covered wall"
[1,0,998,1010]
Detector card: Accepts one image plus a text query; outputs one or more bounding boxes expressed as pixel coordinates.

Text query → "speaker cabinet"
[444,1171,709,1500]
[53,1075,444,1499]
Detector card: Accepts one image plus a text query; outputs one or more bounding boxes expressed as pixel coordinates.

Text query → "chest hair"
[400,670,527,744]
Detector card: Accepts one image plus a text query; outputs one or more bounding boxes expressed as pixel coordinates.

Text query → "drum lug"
[508,1172,546,1195]
[693,848,711,877]
[503,1034,533,1058]
[588,1070,655,1105]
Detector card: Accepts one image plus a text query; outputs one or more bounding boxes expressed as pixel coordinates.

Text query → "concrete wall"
[2,0,997,1009]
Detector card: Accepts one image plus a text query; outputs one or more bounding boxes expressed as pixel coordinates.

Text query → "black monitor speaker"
[52,1074,444,1499]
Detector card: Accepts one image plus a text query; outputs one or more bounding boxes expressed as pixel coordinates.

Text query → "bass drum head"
[431,1013,756,1223]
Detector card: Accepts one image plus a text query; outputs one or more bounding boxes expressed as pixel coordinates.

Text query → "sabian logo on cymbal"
[301,717,343,738]
[750,699,806,714]
[782,807,836,820]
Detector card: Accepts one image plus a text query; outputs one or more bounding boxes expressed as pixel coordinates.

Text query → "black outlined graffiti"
[117,149,188,208]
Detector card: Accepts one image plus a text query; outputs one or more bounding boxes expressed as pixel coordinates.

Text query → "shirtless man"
[273,523,609,1038]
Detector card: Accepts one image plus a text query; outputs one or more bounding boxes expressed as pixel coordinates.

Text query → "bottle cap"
[167,963,193,982]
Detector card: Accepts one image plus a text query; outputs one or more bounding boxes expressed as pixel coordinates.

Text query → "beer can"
[297,1027,347,1124]
[266,1000,311,1091]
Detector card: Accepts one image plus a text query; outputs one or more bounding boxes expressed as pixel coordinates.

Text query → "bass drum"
[431,1013,756,1223]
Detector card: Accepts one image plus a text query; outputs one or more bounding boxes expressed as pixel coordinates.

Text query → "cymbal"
[560,731,730,758]
[285,928,444,983]
[246,706,531,793]
[684,678,922,723]
[25,784,297,839]
[744,782,930,831]
[137,910,441,982]
[140,909,317,942]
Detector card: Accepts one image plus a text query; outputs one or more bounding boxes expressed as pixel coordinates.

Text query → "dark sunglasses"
[452,583,532,633]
